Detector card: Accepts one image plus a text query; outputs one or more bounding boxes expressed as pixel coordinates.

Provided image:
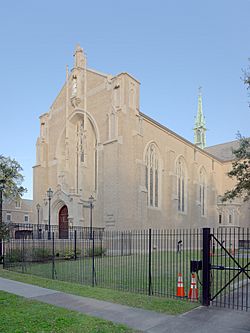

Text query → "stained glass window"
[176,158,186,213]
[155,169,158,207]
[145,143,159,208]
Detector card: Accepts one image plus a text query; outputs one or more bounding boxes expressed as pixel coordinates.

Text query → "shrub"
[63,248,81,260]
[5,249,23,263]
[86,246,106,257]
[32,248,51,261]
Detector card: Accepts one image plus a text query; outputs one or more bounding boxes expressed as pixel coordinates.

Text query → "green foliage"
[54,247,81,260]
[244,72,250,87]
[0,222,9,240]
[243,61,250,106]
[86,246,106,257]
[32,248,52,261]
[224,62,250,201]
[223,134,250,202]
[0,155,27,199]
[0,155,27,240]
[5,248,23,263]
[6,247,52,263]
[63,249,80,260]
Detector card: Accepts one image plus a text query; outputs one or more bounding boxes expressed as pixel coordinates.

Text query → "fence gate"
[203,227,250,311]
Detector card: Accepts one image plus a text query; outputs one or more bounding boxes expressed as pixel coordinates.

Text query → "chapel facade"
[33,45,249,232]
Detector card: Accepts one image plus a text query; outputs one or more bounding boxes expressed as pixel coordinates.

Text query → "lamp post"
[36,203,41,239]
[89,195,94,240]
[0,180,4,261]
[47,188,53,240]
[0,182,3,226]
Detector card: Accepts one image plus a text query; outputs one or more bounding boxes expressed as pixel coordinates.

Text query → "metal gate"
[202,227,250,311]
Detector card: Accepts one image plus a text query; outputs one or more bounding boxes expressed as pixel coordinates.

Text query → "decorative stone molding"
[71,96,81,108]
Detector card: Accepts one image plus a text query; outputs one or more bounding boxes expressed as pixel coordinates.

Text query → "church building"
[33,45,249,234]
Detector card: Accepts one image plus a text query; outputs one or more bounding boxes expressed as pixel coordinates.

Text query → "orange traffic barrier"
[176,273,185,297]
[188,273,198,300]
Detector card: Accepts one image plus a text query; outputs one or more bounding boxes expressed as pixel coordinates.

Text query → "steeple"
[73,44,86,69]
[194,87,206,149]
[70,44,87,109]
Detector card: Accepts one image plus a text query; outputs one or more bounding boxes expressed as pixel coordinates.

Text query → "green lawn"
[4,234,248,313]
[0,290,134,333]
[4,242,246,305]
[4,248,202,298]
[0,269,198,315]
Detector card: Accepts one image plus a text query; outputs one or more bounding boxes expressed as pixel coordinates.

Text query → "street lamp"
[47,188,53,240]
[0,182,4,226]
[0,178,6,224]
[0,179,5,261]
[36,203,41,239]
[89,195,94,239]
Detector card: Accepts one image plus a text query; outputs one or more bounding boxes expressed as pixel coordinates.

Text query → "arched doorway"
[59,205,69,239]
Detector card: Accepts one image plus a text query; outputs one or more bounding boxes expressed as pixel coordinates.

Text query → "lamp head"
[47,188,53,199]
[89,195,94,204]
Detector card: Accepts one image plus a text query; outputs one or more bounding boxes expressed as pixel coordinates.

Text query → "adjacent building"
[2,198,33,225]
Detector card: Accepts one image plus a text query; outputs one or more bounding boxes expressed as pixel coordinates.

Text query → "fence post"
[129,231,132,256]
[52,232,55,280]
[121,232,123,256]
[92,231,95,287]
[22,236,25,273]
[0,239,2,264]
[202,227,211,306]
[148,228,152,296]
[100,235,103,257]
[2,240,5,268]
[74,230,77,260]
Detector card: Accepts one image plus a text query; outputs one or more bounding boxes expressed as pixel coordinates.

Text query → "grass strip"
[0,269,198,315]
[0,290,134,333]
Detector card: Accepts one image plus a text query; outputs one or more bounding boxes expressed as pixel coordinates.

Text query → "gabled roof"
[204,140,239,161]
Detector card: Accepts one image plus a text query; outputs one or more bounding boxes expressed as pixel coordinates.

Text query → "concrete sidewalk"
[0,277,250,333]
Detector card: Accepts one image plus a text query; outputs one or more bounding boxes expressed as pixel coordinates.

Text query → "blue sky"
[0,0,249,199]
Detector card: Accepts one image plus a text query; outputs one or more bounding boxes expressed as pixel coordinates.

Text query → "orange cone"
[188,273,198,300]
[176,273,185,297]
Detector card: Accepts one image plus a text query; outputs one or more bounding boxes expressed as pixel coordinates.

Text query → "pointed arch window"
[199,167,206,216]
[145,143,160,208]
[176,157,187,213]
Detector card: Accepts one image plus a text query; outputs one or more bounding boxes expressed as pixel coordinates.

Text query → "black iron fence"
[3,227,250,310]
[3,228,202,300]
[7,223,104,240]
[209,227,250,311]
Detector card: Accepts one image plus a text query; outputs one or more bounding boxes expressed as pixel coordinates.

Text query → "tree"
[223,64,250,202]
[0,155,26,198]
[0,222,9,240]
[0,155,27,240]
[223,134,250,202]
[243,62,250,106]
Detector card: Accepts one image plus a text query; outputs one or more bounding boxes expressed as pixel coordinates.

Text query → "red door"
[59,205,69,239]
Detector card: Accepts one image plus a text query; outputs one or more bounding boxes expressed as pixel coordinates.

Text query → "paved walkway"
[0,277,250,333]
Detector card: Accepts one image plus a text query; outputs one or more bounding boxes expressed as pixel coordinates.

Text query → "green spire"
[194,87,206,149]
